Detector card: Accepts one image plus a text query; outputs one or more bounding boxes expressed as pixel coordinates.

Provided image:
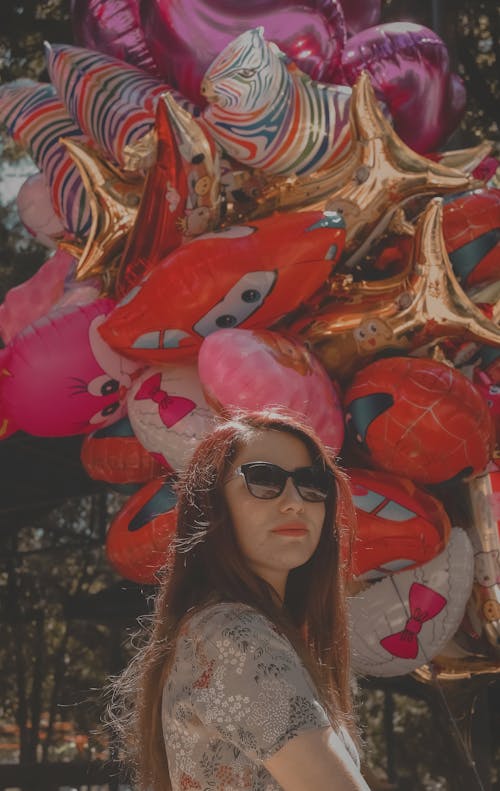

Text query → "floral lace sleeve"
[188,604,331,763]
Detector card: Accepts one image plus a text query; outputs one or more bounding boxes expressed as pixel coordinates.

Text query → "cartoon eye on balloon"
[0,299,142,437]
[100,210,346,363]
[193,271,277,335]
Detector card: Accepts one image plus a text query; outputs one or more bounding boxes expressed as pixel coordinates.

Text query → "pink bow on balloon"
[134,373,195,428]
[380,582,447,659]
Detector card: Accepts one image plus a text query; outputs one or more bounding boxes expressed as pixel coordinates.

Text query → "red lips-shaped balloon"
[140,0,347,104]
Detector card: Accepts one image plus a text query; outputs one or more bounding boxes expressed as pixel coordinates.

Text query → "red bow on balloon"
[380,582,447,659]
[134,373,196,428]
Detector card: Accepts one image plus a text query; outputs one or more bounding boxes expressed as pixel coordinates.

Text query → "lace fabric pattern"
[161,602,359,791]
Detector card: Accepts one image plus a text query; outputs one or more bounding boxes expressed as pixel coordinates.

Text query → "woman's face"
[223,429,326,599]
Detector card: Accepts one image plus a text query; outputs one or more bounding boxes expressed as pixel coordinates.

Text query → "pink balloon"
[0,300,142,437]
[338,0,381,35]
[140,0,346,104]
[0,250,75,344]
[17,174,65,248]
[198,328,344,453]
[71,0,161,76]
[340,22,466,153]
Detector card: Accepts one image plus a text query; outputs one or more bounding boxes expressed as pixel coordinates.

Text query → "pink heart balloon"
[338,0,381,35]
[140,0,347,104]
[339,22,466,153]
[71,0,161,76]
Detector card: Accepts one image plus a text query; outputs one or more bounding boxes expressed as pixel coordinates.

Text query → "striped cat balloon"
[201,27,352,177]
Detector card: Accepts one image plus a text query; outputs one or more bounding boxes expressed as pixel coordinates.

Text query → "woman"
[109,410,371,791]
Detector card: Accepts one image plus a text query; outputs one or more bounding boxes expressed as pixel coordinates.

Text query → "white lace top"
[161,602,360,790]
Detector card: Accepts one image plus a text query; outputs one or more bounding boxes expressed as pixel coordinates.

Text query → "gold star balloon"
[63,138,144,292]
[286,198,500,381]
[242,72,476,268]
[433,139,493,175]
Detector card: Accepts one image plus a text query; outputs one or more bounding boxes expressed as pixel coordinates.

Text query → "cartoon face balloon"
[198,328,344,453]
[344,357,494,485]
[100,210,346,363]
[349,468,451,580]
[106,478,177,584]
[127,364,215,472]
[0,299,142,436]
[349,528,474,677]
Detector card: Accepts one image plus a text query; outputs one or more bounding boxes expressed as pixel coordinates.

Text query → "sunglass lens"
[295,468,331,502]
[244,464,284,499]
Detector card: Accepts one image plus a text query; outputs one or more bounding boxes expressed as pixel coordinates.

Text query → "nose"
[278,477,304,513]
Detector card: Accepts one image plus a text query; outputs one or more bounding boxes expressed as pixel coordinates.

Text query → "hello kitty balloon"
[126,364,215,472]
[349,528,474,677]
[0,299,142,437]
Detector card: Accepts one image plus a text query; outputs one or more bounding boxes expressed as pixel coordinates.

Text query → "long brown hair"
[106,409,358,791]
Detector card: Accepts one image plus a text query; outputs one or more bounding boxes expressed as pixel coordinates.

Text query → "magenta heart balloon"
[340,22,466,153]
[338,0,381,35]
[140,0,347,104]
[71,0,160,76]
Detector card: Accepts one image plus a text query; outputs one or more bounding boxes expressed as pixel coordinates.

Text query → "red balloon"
[344,357,494,485]
[100,210,346,364]
[140,0,346,104]
[348,468,451,580]
[442,188,500,290]
[81,416,165,483]
[106,478,177,583]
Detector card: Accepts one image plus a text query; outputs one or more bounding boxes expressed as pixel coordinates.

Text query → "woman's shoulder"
[179,601,285,647]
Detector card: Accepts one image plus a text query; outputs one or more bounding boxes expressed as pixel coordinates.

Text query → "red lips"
[272,522,308,536]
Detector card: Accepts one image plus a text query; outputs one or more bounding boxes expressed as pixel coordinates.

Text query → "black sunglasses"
[226,461,333,502]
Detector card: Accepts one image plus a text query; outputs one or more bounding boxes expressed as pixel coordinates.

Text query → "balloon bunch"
[1,0,500,681]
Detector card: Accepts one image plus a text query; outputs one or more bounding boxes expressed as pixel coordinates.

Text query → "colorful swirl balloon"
[0,81,92,237]
[201,27,351,176]
[45,43,185,168]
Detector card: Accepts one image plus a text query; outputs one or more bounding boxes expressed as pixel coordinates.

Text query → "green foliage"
[0,1,73,83]
[0,493,132,764]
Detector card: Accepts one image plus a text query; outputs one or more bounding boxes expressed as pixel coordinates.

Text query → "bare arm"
[264,726,372,791]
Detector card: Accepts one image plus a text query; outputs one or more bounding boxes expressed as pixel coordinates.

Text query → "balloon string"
[388,576,487,791]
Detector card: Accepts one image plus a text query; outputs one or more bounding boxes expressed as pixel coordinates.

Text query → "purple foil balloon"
[71,0,160,76]
[339,0,381,35]
[340,22,466,153]
[140,0,347,104]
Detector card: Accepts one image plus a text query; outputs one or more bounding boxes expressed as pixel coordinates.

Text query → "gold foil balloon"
[287,198,500,381]
[64,138,143,291]
[428,140,493,176]
[461,469,500,656]
[239,72,475,268]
